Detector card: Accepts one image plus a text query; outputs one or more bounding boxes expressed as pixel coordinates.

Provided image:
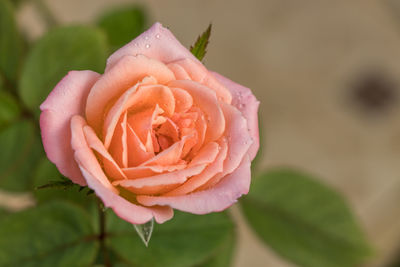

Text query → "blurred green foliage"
[0,120,43,191]
[0,0,22,83]
[0,201,99,266]
[0,91,21,129]
[98,6,147,52]
[241,169,372,267]
[19,26,108,117]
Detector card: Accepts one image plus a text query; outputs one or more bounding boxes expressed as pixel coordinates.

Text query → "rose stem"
[97,198,111,267]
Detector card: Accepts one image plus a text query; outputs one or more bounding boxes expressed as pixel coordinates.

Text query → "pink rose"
[40,23,259,224]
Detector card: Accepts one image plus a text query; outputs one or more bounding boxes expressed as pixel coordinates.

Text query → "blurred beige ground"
[10,0,400,266]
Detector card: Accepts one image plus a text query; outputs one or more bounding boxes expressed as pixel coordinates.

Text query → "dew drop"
[145,36,149,40]
[156,34,161,39]
[145,44,151,49]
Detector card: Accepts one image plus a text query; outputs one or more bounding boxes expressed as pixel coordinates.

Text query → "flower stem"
[97,199,111,267]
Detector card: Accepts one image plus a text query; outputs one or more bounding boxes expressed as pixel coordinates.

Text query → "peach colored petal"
[197,102,253,190]
[137,156,251,214]
[72,115,173,224]
[127,125,153,167]
[165,139,228,196]
[170,87,193,113]
[212,72,260,160]
[172,58,232,103]
[102,80,176,149]
[122,184,182,196]
[140,134,191,167]
[127,104,166,147]
[167,62,191,80]
[106,22,199,71]
[102,76,157,148]
[82,125,126,180]
[40,70,100,186]
[157,118,179,143]
[122,164,187,179]
[114,164,206,188]
[108,112,128,168]
[80,167,173,224]
[86,54,175,132]
[168,80,225,143]
[187,107,207,156]
[70,116,118,194]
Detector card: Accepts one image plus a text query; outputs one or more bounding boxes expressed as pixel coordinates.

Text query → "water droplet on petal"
[145,44,151,48]
[156,34,160,39]
[145,36,149,40]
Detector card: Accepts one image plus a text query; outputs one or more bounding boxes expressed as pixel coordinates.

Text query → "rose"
[40,22,260,224]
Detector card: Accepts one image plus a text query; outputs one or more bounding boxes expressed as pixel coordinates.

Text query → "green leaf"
[240,169,372,267]
[0,90,21,129]
[190,24,212,61]
[0,201,99,266]
[19,25,108,116]
[0,0,22,83]
[98,6,146,52]
[133,218,154,247]
[0,120,43,191]
[33,157,95,206]
[106,210,235,267]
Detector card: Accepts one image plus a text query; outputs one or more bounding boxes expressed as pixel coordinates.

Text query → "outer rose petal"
[212,72,260,160]
[137,156,251,214]
[40,70,100,186]
[106,22,199,71]
[71,115,173,224]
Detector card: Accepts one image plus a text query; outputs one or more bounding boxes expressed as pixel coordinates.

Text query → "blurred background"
[2,0,400,266]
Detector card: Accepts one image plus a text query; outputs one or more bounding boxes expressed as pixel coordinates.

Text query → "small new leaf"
[190,24,212,61]
[134,218,154,247]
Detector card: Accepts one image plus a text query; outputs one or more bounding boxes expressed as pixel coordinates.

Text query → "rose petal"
[157,118,179,143]
[168,80,225,143]
[71,116,119,193]
[197,102,253,190]
[127,104,166,147]
[172,58,232,103]
[122,164,186,179]
[137,156,251,214]
[167,62,191,80]
[80,166,173,224]
[106,22,199,71]
[82,124,126,180]
[127,125,153,167]
[109,112,128,168]
[86,54,175,133]
[170,87,193,113]
[165,139,228,196]
[40,70,100,186]
[72,115,173,224]
[104,84,174,148]
[114,164,206,188]
[212,72,260,160]
[140,134,191,166]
